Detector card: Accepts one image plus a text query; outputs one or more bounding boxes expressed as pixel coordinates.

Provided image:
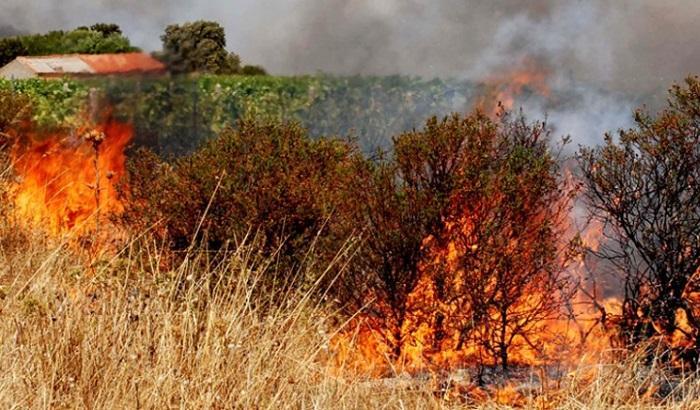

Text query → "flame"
[477,58,551,117]
[11,118,132,235]
[331,156,620,396]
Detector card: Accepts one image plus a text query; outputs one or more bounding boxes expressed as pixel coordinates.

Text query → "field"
[1,75,700,409]
[1,234,699,408]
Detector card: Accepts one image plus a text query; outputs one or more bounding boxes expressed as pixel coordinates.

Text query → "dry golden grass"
[1,228,700,409]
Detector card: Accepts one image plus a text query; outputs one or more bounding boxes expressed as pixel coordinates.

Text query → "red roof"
[78,53,166,74]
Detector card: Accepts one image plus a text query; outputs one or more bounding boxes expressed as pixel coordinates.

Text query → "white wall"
[0,60,37,80]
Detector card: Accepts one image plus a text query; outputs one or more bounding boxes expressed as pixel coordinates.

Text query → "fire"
[329,64,622,405]
[11,118,132,235]
[330,199,618,379]
[477,58,551,117]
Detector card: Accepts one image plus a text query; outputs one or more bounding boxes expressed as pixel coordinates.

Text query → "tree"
[5,26,137,58]
[0,37,28,66]
[423,113,573,371]
[580,76,700,365]
[89,23,122,37]
[337,113,573,370]
[159,21,241,74]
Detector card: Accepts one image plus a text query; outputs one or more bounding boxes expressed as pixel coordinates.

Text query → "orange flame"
[11,119,132,235]
[330,68,621,392]
[477,58,551,117]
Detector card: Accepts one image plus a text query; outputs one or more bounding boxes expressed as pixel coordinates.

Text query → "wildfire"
[477,58,551,117]
[11,118,132,235]
[329,60,624,406]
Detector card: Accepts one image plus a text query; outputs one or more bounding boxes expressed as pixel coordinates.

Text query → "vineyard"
[0,75,479,154]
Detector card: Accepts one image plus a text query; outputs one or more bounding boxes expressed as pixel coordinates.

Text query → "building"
[0,52,167,79]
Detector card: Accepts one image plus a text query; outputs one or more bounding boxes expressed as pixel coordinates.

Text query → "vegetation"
[1,235,699,408]
[123,111,574,372]
[5,67,700,406]
[580,76,700,366]
[0,75,474,154]
[0,24,137,66]
[158,21,242,75]
[125,120,361,279]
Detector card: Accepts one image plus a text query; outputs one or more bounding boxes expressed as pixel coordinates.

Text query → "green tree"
[159,21,241,74]
[11,26,137,57]
[0,37,28,66]
[89,23,122,37]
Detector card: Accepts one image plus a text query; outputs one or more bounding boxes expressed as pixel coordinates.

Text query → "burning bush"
[580,76,700,366]
[334,112,575,374]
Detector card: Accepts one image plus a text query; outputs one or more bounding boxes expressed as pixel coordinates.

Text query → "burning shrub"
[124,120,361,280]
[335,112,574,373]
[580,76,700,366]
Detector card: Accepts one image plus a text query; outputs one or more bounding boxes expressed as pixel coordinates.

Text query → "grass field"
[1,227,699,409]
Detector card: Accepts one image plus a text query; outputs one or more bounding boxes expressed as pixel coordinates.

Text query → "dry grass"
[1,227,700,408]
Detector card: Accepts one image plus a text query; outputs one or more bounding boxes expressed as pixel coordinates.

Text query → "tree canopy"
[0,24,138,67]
[159,21,242,75]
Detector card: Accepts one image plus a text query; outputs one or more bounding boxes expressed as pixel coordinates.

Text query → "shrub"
[124,120,362,281]
[335,112,573,369]
[580,76,700,365]
[241,65,268,76]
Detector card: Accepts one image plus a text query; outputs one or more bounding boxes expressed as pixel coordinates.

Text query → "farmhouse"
[0,52,166,79]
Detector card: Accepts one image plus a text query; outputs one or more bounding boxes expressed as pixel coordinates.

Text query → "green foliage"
[0,25,137,67]
[89,23,122,37]
[159,21,241,75]
[98,75,473,155]
[241,65,268,76]
[0,79,88,129]
[1,75,474,153]
[0,37,28,67]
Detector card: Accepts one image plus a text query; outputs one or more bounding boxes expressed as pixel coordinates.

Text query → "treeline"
[0,24,137,66]
[0,20,266,76]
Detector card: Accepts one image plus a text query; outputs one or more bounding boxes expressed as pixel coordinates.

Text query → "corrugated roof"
[13,53,165,75]
[17,55,94,75]
[79,53,166,74]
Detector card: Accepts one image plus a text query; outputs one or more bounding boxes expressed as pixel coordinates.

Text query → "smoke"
[1,0,698,143]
